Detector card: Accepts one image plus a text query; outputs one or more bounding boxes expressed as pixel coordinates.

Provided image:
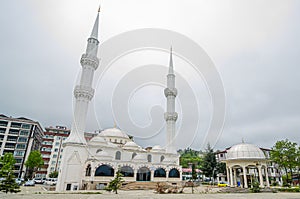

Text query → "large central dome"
[226,143,266,160]
[99,127,129,139]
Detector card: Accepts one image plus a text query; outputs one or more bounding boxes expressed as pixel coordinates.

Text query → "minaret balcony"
[164,112,178,121]
[164,88,177,97]
[74,85,95,100]
[80,54,99,70]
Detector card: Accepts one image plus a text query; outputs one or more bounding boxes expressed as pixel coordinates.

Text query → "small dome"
[151,145,165,152]
[95,150,113,160]
[100,127,129,139]
[89,136,107,146]
[226,143,266,160]
[123,141,141,150]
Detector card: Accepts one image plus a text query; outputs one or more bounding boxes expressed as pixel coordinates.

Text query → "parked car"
[34,178,46,184]
[15,178,24,185]
[218,181,228,187]
[24,179,35,186]
[44,178,57,186]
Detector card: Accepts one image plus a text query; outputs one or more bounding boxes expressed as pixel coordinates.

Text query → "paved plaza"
[0,185,299,199]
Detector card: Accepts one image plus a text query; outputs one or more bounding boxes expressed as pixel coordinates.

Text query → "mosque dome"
[151,145,165,152]
[226,143,266,160]
[95,150,113,160]
[99,127,130,139]
[89,135,107,146]
[122,141,141,150]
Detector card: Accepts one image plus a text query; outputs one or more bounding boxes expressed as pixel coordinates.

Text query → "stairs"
[121,182,158,190]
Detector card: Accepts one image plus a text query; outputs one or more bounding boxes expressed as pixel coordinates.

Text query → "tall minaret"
[164,47,178,154]
[56,9,100,191]
[65,8,100,145]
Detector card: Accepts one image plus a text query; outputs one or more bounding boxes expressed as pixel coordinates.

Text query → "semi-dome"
[226,143,266,160]
[123,141,141,150]
[151,145,165,153]
[89,135,107,146]
[99,127,130,139]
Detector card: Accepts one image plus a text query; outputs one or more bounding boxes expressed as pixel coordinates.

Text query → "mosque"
[56,9,182,191]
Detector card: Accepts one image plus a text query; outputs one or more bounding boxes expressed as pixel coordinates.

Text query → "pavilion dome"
[99,127,130,139]
[226,143,266,160]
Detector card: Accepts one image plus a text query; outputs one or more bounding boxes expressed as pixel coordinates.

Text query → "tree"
[270,139,297,184]
[179,148,203,169]
[191,163,197,180]
[201,144,217,180]
[107,170,124,194]
[25,150,44,179]
[0,153,20,193]
[49,171,58,178]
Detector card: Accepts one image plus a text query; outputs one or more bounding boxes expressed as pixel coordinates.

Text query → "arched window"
[85,164,91,176]
[132,152,137,159]
[96,149,102,153]
[169,168,180,178]
[95,165,114,176]
[120,166,134,177]
[147,154,152,162]
[160,155,165,162]
[154,168,166,177]
[115,151,121,160]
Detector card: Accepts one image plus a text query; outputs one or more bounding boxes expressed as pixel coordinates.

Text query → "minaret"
[164,47,178,154]
[56,9,100,191]
[65,9,100,145]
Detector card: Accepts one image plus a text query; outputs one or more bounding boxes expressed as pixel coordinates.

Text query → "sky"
[0,0,300,151]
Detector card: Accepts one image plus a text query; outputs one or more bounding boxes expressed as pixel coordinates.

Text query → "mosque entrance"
[136,167,151,181]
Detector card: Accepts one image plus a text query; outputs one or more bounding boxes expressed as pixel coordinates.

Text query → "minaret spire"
[164,47,178,154]
[90,7,100,39]
[169,46,174,74]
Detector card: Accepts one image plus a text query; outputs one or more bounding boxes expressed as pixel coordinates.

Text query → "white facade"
[56,10,181,191]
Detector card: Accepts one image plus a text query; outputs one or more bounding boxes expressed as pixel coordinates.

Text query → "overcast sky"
[1,0,299,151]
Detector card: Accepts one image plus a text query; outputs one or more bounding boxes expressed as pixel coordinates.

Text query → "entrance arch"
[95,164,114,176]
[154,168,166,177]
[169,168,180,178]
[120,166,134,177]
[136,167,151,181]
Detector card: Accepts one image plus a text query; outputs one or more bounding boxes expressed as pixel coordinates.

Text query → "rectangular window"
[11,122,22,128]
[54,148,58,152]
[16,144,26,149]
[22,124,31,129]
[19,130,29,136]
[18,137,28,142]
[14,151,25,156]
[15,158,23,163]
[53,154,57,158]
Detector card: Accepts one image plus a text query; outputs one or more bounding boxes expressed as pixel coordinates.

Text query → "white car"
[44,178,57,186]
[24,179,35,186]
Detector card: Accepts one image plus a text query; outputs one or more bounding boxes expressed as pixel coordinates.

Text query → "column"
[227,167,230,186]
[257,166,264,187]
[265,167,270,187]
[243,166,248,188]
[134,170,137,181]
[166,170,169,181]
[150,170,154,181]
[229,167,233,187]
[233,168,237,186]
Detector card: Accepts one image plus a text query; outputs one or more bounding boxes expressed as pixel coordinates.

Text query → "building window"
[18,137,28,142]
[160,156,165,162]
[19,130,29,136]
[16,144,26,149]
[169,168,180,178]
[147,154,152,162]
[132,152,137,159]
[53,154,57,158]
[120,166,134,177]
[22,124,31,129]
[54,148,58,152]
[154,168,166,177]
[115,151,121,160]
[95,165,114,176]
[85,164,91,176]
[14,151,25,156]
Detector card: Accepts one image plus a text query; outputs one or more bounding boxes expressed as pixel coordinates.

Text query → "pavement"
[0,185,299,199]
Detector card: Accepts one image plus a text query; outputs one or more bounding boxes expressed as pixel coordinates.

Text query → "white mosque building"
[56,9,181,191]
